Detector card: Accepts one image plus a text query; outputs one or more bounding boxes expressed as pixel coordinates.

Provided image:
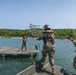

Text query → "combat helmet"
[43,24,51,30]
[43,24,53,33]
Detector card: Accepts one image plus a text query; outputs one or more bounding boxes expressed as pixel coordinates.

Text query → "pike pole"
[29,23,41,52]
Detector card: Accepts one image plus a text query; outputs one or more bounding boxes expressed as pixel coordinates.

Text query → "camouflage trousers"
[41,47,55,68]
[21,42,26,50]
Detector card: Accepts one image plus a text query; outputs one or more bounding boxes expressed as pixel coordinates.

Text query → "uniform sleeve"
[37,35,43,40]
[51,33,55,44]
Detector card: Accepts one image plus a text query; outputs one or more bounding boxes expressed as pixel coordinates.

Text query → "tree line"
[0,29,76,38]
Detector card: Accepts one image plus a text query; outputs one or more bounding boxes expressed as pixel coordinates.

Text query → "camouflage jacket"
[37,31,55,48]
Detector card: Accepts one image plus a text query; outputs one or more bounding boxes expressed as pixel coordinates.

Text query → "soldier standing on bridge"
[37,25,56,75]
[21,35,27,51]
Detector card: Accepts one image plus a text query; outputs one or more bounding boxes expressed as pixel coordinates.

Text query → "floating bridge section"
[0,47,39,59]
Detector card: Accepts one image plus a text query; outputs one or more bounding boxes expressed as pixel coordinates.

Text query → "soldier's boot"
[25,48,27,51]
[52,68,56,75]
[40,64,44,72]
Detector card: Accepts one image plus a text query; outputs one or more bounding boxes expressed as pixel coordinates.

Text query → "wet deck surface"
[16,63,66,75]
[35,63,64,75]
[16,58,68,75]
[0,47,39,58]
[0,47,39,54]
[0,47,19,54]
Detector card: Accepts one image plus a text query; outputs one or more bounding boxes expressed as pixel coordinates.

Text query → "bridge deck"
[0,47,39,58]
[16,63,66,75]
[16,58,68,75]
[35,64,64,75]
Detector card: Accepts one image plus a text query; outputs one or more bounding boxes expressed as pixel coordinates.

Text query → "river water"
[0,38,76,75]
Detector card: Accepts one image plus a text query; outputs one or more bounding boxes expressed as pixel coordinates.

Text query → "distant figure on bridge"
[21,35,27,51]
[37,24,56,75]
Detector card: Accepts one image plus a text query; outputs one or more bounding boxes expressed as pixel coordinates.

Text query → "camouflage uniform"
[21,36,27,50]
[37,30,55,69]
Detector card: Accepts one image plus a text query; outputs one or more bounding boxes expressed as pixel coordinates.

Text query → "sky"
[0,0,76,29]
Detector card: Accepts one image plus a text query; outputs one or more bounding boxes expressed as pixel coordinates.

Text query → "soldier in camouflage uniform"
[37,25,56,75]
[21,35,27,51]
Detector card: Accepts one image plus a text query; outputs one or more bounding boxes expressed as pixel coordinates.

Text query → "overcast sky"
[0,0,76,29]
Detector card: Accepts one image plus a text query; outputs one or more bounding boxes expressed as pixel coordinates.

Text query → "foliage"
[0,29,76,38]
[54,29,76,38]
